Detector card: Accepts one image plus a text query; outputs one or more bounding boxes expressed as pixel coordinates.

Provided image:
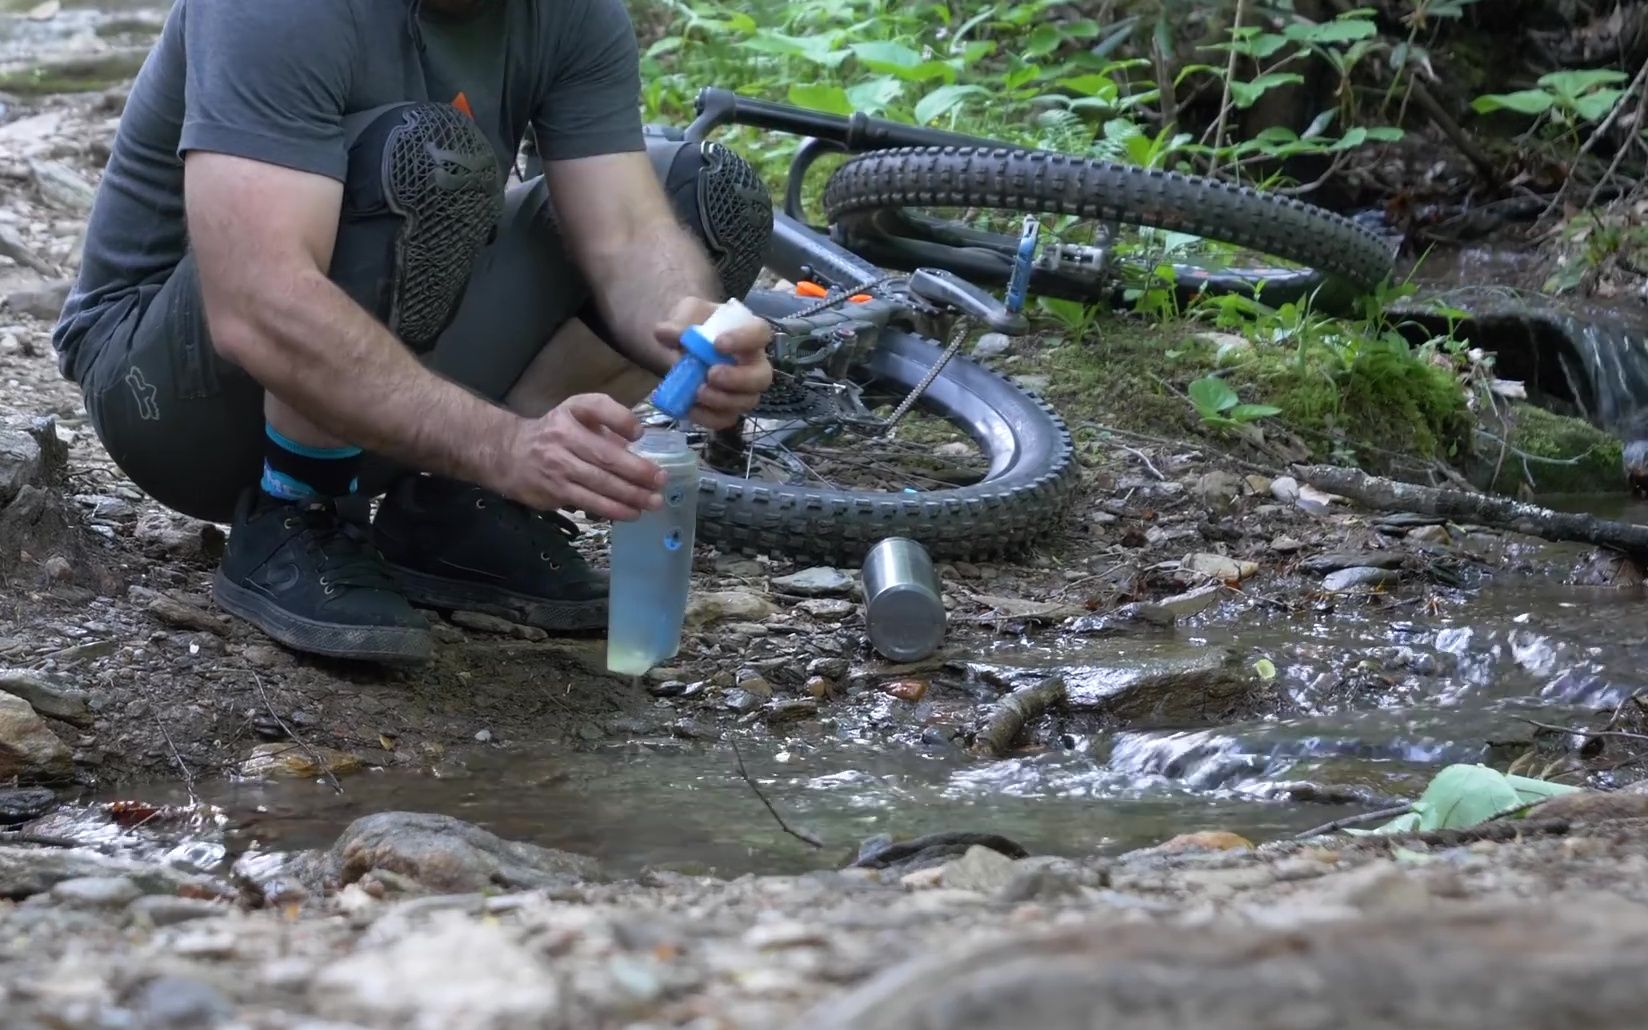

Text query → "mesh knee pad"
[379,103,503,348]
[661,141,772,300]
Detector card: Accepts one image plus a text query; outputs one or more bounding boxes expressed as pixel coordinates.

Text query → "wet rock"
[1408,523,1453,546]
[328,811,606,894]
[736,674,774,698]
[239,742,363,779]
[761,699,819,725]
[808,656,848,679]
[0,690,73,781]
[800,598,855,620]
[941,845,1018,893]
[1062,647,1261,724]
[29,158,95,213]
[852,832,1030,875]
[1181,552,1257,582]
[722,688,764,713]
[805,676,837,700]
[231,849,327,907]
[1323,566,1401,592]
[1116,584,1221,626]
[130,975,234,1029]
[997,856,1106,902]
[647,679,687,698]
[972,332,1011,359]
[0,786,55,824]
[1528,790,1648,823]
[1301,551,1405,574]
[3,278,72,322]
[1194,470,1244,511]
[1270,534,1305,553]
[882,679,928,702]
[50,875,141,909]
[1,846,191,900]
[685,589,777,627]
[0,668,92,726]
[127,895,227,927]
[772,566,855,597]
[1152,830,1253,854]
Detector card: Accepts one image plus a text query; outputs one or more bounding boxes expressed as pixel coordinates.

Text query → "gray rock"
[799,598,854,620]
[997,856,1106,902]
[1,845,191,900]
[722,688,764,713]
[685,589,777,627]
[1301,551,1405,574]
[328,811,606,894]
[449,610,518,636]
[29,158,96,213]
[1269,475,1301,503]
[131,975,234,1028]
[311,912,558,1030]
[808,656,849,680]
[1194,470,1245,511]
[942,845,1018,894]
[772,566,856,597]
[1117,584,1222,626]
[760,699,820,725]
[0,786,54,825]
[0,690,72,781]
[0,668,92,727]
[50,875,141,908]
[3,278,72,322]
[127,895,228,927]
[972,332,1011,359]
[1323,566,1401,592]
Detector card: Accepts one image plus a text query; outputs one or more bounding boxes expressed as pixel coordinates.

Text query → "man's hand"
[655,297,774,431]
[495,394,667,521]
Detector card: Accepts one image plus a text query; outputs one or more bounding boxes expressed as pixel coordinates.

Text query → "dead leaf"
[27,0,60,20]
[963,593,1085,622]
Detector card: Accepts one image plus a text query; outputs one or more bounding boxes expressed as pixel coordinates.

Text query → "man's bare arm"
[545,151,721,376]
[184,151,666,518]
[185,151,519,481]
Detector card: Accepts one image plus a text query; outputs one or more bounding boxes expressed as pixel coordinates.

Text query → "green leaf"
[1415,764,1522,831]
[787,83,853,116]
[1365,126,1405,142]
[1538,68,1629,100]
[745,31,848,68]
[1253,658,1277,681]
[850,39,923,69]
[1284,15,1377,44]
[1472,90,1556,116]
[845,77,904,114]
[952,5,998,44]
[1229,403,1282,421]
[1004,64,1044,90]
[1228,72,1305,109]
[1058,73,1117,98]
[914,83,986,124]
[1572,88,1625,122]
[1062,18,1100,39]
[1302,109,1337,139]
[1026,24,1062,58]
[1188,375,1238,416]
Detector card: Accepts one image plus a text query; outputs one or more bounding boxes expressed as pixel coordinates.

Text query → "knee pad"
[336,102,503,351]
[650,137,773,300]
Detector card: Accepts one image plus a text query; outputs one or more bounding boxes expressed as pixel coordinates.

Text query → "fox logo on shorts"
[125,365,160,421]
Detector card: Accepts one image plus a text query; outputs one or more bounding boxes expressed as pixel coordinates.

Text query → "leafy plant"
[1348,763,1581,835]
[1187,375,1281,427]
[1473,69,1630,132]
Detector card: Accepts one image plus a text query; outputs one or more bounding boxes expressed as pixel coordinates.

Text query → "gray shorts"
[73,103,767,524]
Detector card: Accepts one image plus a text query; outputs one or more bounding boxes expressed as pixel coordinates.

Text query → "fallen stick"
[729,736,824,849]
[1294,803,1416,839]
[973,676,1067,758]
[1294,464,1648,559]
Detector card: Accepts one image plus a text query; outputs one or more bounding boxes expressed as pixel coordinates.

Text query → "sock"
[260,423,362,502]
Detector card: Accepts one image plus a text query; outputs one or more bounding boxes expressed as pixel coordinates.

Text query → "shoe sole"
[384,564,609,633]
[212,570,434,665]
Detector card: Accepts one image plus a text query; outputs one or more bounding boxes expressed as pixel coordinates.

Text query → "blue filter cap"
[650,323,738,421]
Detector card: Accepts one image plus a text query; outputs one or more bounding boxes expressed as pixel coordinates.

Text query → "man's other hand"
[497,394,666,521]
[655,297,774,431]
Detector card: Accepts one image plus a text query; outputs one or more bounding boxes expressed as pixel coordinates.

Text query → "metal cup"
[861,537,947,661]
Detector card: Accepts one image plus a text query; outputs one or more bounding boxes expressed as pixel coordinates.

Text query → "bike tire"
[694,323,1079,565]
[821,146,1396,297]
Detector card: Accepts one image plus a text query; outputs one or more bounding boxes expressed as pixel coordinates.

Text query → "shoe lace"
[472,493,582,569]
[283,504,400,594]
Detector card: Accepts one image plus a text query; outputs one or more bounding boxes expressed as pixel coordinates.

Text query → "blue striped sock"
[261,423,362,502]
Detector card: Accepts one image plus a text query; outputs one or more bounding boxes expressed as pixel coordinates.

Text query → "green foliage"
[1187,375,1281,427]
[1473,69,1629,130]
[1348,763,1580,835]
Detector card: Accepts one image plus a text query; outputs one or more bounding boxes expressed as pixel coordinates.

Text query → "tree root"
[974,677,1067,758]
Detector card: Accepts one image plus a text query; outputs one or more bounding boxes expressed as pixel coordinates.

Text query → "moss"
[1466,403,1624,496]
[0,51,147,97]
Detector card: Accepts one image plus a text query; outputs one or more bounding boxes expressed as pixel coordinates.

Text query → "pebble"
[239,742,363,779]
[1323,566,1401,592]
[804,676,836,700]
[127,895,227,927]
[0,689,73,780]
[722,688,764,713]
[941,845,1018,893]
[685,589,777,627]
[736,675,774,698]
[50,875,141,908]
[648,680,687,698]
[972,332,1011,359]
[1181,553,1257,582]
[882,679,928,702]
[0,785,55,824]
[807,657,848,679]
[449,610,518,636]
[771,566,855,598]
[760,699,819,725]
[131,975,233,1028]
[0,667,92,727]
[1270,476,1301,503]
[799,598,854,620]
[1301,551,1404,574]
[1408,523,1453,545]
[1269,534,1305,553]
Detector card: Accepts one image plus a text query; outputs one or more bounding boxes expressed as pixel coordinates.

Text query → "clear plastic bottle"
[606,429,700,676]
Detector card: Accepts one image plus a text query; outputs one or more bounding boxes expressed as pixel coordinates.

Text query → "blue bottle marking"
[651,325,737,421]
[1005,216,1040,315]
[663,529,683,550]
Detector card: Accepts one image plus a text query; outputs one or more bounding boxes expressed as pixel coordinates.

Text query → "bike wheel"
[691,293,1079,565]
[821,146,1395,306]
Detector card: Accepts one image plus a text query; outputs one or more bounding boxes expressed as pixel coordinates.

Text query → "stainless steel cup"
[861,537,947,661]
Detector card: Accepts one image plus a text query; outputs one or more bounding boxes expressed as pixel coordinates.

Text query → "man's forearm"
[580,218,722,376]
[218,268,520,483]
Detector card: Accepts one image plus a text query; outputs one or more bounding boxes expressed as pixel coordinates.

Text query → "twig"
[974,676,1067,758]
[1517,717,1648,745]
[1077,422,1282,477]
[1211,0,1248,174]
[153,713,197,804]
[1542,55,1648,223]
[1409,80,1502,186]
[1583,63,1648,211]
[1391,817,1570,848]
[250,670,343,795]
[729,736,823,849]
[1120,445,1166,481]
[1294,803,1415,838]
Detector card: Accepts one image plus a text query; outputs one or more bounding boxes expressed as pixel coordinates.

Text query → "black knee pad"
[649,137,773,300]
[331,102,503,351]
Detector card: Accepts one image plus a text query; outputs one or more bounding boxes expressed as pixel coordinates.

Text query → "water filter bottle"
[650,299,763,422]
[606,429,701,676]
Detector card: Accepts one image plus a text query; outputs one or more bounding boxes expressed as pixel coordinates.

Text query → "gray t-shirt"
[52,0,645,383]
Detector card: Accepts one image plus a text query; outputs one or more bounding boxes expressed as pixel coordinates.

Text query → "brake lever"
[906,268,1029,336]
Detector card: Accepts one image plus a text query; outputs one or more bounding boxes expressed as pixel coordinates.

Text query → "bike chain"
[881,315,972,432]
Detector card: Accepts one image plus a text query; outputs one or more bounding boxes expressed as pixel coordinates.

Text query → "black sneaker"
[372,474,609,632]
[212,489,433,663]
